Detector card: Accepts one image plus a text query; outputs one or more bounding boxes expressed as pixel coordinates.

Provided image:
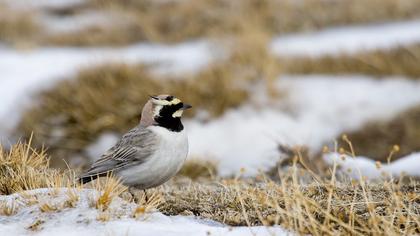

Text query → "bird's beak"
[149,95,159,100]
[181,103,192,110]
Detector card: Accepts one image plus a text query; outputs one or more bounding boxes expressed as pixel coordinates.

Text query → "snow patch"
[0,188,291,236]
[186,75,420,176]
[271,20,420,57]
[85,133,119,162]
[323,152,420,179]
[2,0,85,10]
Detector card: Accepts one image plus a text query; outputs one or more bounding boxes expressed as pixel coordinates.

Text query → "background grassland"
[4,0,420,46]
[281,43,420,78]
[0,5,41,47]
[48,0,420,46]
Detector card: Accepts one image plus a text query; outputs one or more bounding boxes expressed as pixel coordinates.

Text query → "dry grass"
[0,139,419,235]
[90,175,127,211]
[282,43,420,78]
[0,138,67,195]
[0,5,42,47]
[159,170,420,235]
[333,105,420,162]
[177,159,218,181]
[43,0,420,46]
[45,20,147,47]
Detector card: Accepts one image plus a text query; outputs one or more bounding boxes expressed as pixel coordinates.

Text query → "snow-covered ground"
[324,152,420,179]
[0,188,291,236]
[2,0,85,10]
[271,20,420,57]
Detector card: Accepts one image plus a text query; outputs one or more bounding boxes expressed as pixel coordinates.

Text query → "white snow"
[0,41,212,136]
[2,0,86,10]
[0,188,291,236]
[85,133,119,161]
[323,152,420,179]
[186,75,420,176]
[271,20,420,57]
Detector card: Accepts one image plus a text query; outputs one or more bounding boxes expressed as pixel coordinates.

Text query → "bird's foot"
[143,190,148,202]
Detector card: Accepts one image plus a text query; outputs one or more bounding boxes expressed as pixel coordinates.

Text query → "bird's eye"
[166,96,174,101]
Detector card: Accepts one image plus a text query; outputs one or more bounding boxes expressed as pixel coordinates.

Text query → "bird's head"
[140,94,192,129]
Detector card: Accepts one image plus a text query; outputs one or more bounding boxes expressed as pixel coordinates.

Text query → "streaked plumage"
[79,94,191,189]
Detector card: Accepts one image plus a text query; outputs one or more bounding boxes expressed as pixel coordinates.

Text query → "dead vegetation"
[0,5,42,47]
[177,159,218,181]
[0,139,67,195]
[334,105,420,162]
[282,43,420,78]
[0,139,419,235]
[159,170,420,235]
[90,175,127,211]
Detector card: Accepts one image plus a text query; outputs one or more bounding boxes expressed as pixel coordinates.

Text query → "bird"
[78,94,192,190]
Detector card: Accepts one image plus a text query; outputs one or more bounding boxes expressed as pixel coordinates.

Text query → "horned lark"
[79,95,192,189]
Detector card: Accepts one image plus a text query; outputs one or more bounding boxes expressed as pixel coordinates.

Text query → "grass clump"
[177,159,218,180]
[0,139,65,195]
[0,5,42,47]
[334,105,420,162]
[90,175,127,211]
[282,43,420,78]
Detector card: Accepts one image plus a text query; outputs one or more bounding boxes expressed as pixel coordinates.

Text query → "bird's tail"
[78,172,109,185]
[78,175,99,185]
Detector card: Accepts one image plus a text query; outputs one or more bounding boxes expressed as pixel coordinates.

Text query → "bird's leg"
[143,189,148,202]
[128,187,136,197]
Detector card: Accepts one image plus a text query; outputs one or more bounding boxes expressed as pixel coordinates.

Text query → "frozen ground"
[271,20,420,57]
[0,188,291,236]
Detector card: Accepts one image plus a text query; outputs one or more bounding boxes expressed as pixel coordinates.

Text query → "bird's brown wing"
[79,126,158,181]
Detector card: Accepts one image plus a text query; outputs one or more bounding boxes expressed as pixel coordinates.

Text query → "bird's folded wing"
[80,127,158,178]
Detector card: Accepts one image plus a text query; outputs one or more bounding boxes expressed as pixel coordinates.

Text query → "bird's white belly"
[118,126,188,189]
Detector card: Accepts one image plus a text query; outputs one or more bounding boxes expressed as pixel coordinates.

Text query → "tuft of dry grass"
[334,105,420,162]
[177,159,218,181]
[89,175,127,211]
[0,138,67,195]
[132,191,163,219]
[281,43,420,79]
[0,5,42,47]
[0,201,19,216]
